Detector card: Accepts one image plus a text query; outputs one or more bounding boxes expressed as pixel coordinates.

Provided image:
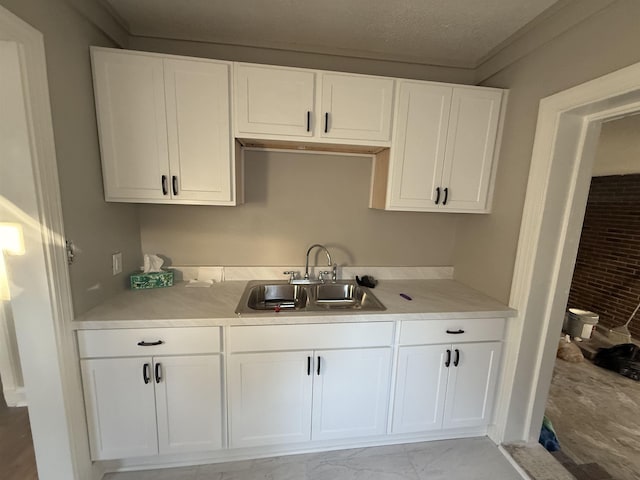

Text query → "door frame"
[495,60,640,443]
[0,6,94,480]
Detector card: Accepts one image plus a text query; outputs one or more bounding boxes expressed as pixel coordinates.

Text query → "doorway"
[543,114,640,480]
[502,59,640,448]
[0,7,95,480]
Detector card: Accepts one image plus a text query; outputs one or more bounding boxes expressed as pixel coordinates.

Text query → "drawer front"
[77,327,221,358]
[229,322,394,352]
[399,318,505,345]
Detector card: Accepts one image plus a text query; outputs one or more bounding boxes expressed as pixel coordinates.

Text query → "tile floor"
[104,437,523,480]
[546,352,640,480]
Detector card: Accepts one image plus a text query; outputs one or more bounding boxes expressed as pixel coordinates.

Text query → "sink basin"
[312,282,385,310]
[235,280,385,314]
[244,283,308,311]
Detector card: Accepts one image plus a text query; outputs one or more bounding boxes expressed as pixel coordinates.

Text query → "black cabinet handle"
[446,329,465,335]
[172,175,178,196]
[307,356,311,376]
[143,363,150,384]
[306,111,311,132]
[443,187,449,205]
[454,349,460,367]
[324,112,329,133]
[435,187,441,205]
[155,362,162,383]
[445,349,451,368]
[317,356,321,375]
[137,340,164,347]
[161,175,168,195]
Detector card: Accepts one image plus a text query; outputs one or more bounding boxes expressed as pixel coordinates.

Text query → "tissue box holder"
[130,269,174,290]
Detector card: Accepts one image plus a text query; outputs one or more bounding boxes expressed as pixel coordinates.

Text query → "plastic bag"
[539,416,560,452]
[556,335,583,362]
[594,343,640,381]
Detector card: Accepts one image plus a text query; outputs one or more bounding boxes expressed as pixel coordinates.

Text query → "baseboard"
[101,427,488,474]
[3,386,27,407]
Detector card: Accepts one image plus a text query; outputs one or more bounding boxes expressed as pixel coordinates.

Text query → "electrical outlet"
[112,252,122,275]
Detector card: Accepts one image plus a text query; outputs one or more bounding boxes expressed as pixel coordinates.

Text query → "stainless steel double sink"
[235,280,386,314]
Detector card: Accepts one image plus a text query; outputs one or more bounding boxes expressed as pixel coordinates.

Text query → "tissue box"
[130,269,174,290]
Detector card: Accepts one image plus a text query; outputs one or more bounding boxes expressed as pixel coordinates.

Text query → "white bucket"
[565,308,599,339]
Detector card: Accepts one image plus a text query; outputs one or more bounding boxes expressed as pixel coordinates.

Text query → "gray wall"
[593,113,640,177]
[0,0,143,316]
[140,151,460,267]
[453,0,640,303]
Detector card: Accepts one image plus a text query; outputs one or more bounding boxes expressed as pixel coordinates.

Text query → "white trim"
[100,427,489,472]
[0,299,23,405]
[504,60,640,442]
[3,386,27,407]
[0,6,96,480]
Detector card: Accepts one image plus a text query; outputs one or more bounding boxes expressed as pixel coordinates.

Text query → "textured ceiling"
[102,0,561,68]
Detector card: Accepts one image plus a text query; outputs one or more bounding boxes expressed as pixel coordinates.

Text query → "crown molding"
[474,0,617,83]
[64,0,129,47]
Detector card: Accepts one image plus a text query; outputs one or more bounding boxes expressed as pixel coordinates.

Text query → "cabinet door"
[440,88,502,212]
[228,351,313,447]
[235,64,315,137]
[312,348,392,441]
[387,82,452,210]
[81,357,157,460]
[320,73,394,142]
[392,345,449,433]
[91,49,170,201]
[154,355,223,455]
[164,59,233,204]
[443,341,502,429]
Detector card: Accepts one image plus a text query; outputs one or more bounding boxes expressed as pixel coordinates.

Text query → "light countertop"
[73,279,516,329]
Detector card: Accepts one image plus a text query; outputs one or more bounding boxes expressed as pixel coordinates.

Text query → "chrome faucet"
[304,244,332,281]
[287,244,338,284]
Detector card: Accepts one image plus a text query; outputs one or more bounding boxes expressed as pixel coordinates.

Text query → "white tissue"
[184,267,223,288]
[196,267,224,283]
[143,254,164,273]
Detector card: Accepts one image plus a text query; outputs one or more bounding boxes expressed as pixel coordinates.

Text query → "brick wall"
[567,174,640,339]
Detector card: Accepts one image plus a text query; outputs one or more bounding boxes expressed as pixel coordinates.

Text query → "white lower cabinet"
[229,347,392,448]
[155,355,223,454]
[78,328,223,460]
[81,357,158,460]
[228,350,314,447]
[227,323,394,448]
[77,319,507,462]
[392,341,502,434]
[311,348,391,440]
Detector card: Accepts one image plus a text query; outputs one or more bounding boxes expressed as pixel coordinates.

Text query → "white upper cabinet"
[92,48,504,211]
[440,89,502,212]
[387,83,452,209]
[91,47,238,205]
[378,81,504,213]
[234,63,394,145]
[319,73,394,142]
[92,50,169,202]
[235,64,315,137]
[164,58,233,203]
